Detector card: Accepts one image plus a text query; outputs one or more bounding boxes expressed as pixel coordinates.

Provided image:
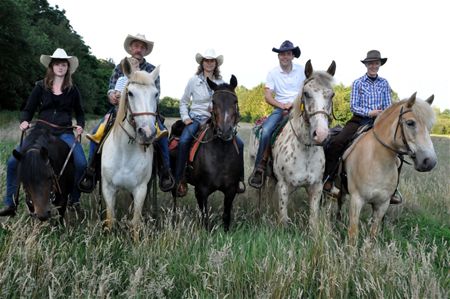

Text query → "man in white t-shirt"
[248,40,306,189]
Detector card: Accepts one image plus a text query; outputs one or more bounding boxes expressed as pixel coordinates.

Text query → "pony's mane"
[113,71,156,132]
[292,71,334,119]
[375,97,436,129]
[19,127,54,185]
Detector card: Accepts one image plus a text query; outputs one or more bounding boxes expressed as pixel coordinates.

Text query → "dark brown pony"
[171,75,242,231]
[13,126,74,222]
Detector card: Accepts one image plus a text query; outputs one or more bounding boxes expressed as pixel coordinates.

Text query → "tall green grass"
[0,115,448,298]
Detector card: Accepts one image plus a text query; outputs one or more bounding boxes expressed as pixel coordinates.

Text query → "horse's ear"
[230,75,238,90]
[406,92,417,108]
[305,59,313,78]
[122,57,132,77]
[207,77,217,91]
[12,149,22,161]
[327,60,336,76]
[149,65,160,82]
[425,94,434,105]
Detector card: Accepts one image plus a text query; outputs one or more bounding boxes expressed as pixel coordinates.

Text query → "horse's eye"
[406,120,416,127]
[128,91,134,97]
[303,91,311,98]
[331,91,335,98]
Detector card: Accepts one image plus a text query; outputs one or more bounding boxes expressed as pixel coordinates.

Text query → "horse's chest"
[273,144,324,183]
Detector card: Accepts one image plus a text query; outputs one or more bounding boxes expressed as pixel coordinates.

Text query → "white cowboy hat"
[40,48,79,74]
[195,49,224,66]
[123,33,154,56]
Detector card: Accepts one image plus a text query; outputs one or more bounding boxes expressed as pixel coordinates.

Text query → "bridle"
[119,84,158,146]
[372,105,415,158]
[209,89,240,142]
[289,90,333,146]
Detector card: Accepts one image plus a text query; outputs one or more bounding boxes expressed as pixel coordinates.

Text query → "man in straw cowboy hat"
[323,49,402,204]
[0,48,87,216]
[248,40,306,189]
[81,33,174,193]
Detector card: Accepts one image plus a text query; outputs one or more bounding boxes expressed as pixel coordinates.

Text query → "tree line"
[1,0,449,134]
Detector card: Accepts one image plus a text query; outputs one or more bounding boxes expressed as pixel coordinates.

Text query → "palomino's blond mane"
[292,71,334,120]
[375,97,436,130]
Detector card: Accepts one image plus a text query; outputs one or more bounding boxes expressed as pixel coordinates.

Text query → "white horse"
[249,60,336,229]
[101,60,159,238]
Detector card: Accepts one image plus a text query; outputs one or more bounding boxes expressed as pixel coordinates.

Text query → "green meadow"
[0,115,448,298]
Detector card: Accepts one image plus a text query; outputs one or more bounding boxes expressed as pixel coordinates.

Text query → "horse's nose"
[36,210,51,221]
[417,156,437,172]
[313,127,329,144]
[137,127,155,144]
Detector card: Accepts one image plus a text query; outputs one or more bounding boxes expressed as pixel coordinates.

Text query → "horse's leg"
[370,201,390,240]
[56,195,68,225]
[131,184,148,241]
[348,194,364,245]
[195,187,209,230]
[223,191,235,232]
[102,182,117,230]
[277,181,290,225]
[306,183,323,232]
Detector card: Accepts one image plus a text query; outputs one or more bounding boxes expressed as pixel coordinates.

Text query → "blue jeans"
[175,121,245,183]
[175,121,201,183]
[88,119,102,161]
[254,108,285,167]
[3,134,87,207]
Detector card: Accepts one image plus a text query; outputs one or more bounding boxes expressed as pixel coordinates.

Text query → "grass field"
[0,114,448,298]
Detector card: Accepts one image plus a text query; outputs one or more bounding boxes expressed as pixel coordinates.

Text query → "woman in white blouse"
[175,49,245,197]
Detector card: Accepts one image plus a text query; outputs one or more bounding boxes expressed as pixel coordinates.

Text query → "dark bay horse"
[13,126,74,222]
[172,75,242,231]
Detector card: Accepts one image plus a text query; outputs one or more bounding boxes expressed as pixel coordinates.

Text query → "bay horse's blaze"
[339,92,437,243]
[101,60,159,240]
[13,127,74,222]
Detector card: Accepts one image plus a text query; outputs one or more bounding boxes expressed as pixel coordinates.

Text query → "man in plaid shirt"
[323,50,401,204]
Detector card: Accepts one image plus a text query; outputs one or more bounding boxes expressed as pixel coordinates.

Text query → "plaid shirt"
[107,58,161,95]
[350,74,391,117]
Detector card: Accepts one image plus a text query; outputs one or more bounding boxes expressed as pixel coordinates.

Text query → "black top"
[20,80,85,134]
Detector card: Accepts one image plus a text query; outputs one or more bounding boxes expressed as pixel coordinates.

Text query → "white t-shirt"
[265,63,305,104]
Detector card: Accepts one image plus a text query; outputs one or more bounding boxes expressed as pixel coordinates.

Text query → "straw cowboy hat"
[123,33,154,56]
[272,40,301,58]
[40,48,79,74]
[361,50,387,65]
[195,49,224,66]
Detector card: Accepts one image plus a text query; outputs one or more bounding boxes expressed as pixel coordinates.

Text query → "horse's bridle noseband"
[210,90,240,142]
[372,106,415,158]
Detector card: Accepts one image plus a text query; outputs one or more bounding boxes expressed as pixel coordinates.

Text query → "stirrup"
[78,168,96,193]
[248,168,264,189]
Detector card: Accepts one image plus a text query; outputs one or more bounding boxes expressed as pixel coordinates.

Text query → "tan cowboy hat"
[361,50,387,65]
[123,33,154,56]
[195,49,224,66]
[40,48,79,74]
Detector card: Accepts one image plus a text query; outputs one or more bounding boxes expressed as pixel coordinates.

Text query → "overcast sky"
[48,0,449,111]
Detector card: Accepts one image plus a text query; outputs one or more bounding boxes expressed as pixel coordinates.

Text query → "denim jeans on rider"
[254,108,285,167]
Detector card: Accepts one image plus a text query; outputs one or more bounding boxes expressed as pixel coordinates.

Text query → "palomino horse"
[337,93,436,243]
[101,60,159,238]
[13,126,74,223]
[172,75,242,231]
[249,60,336,229]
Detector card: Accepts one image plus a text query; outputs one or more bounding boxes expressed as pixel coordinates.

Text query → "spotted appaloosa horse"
[249,60,336,229]
[101,60,159,239]
[336,93,437,244]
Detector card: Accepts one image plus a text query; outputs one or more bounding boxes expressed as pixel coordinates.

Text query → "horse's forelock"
[19,147,52,186]
[292,71,334,119]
